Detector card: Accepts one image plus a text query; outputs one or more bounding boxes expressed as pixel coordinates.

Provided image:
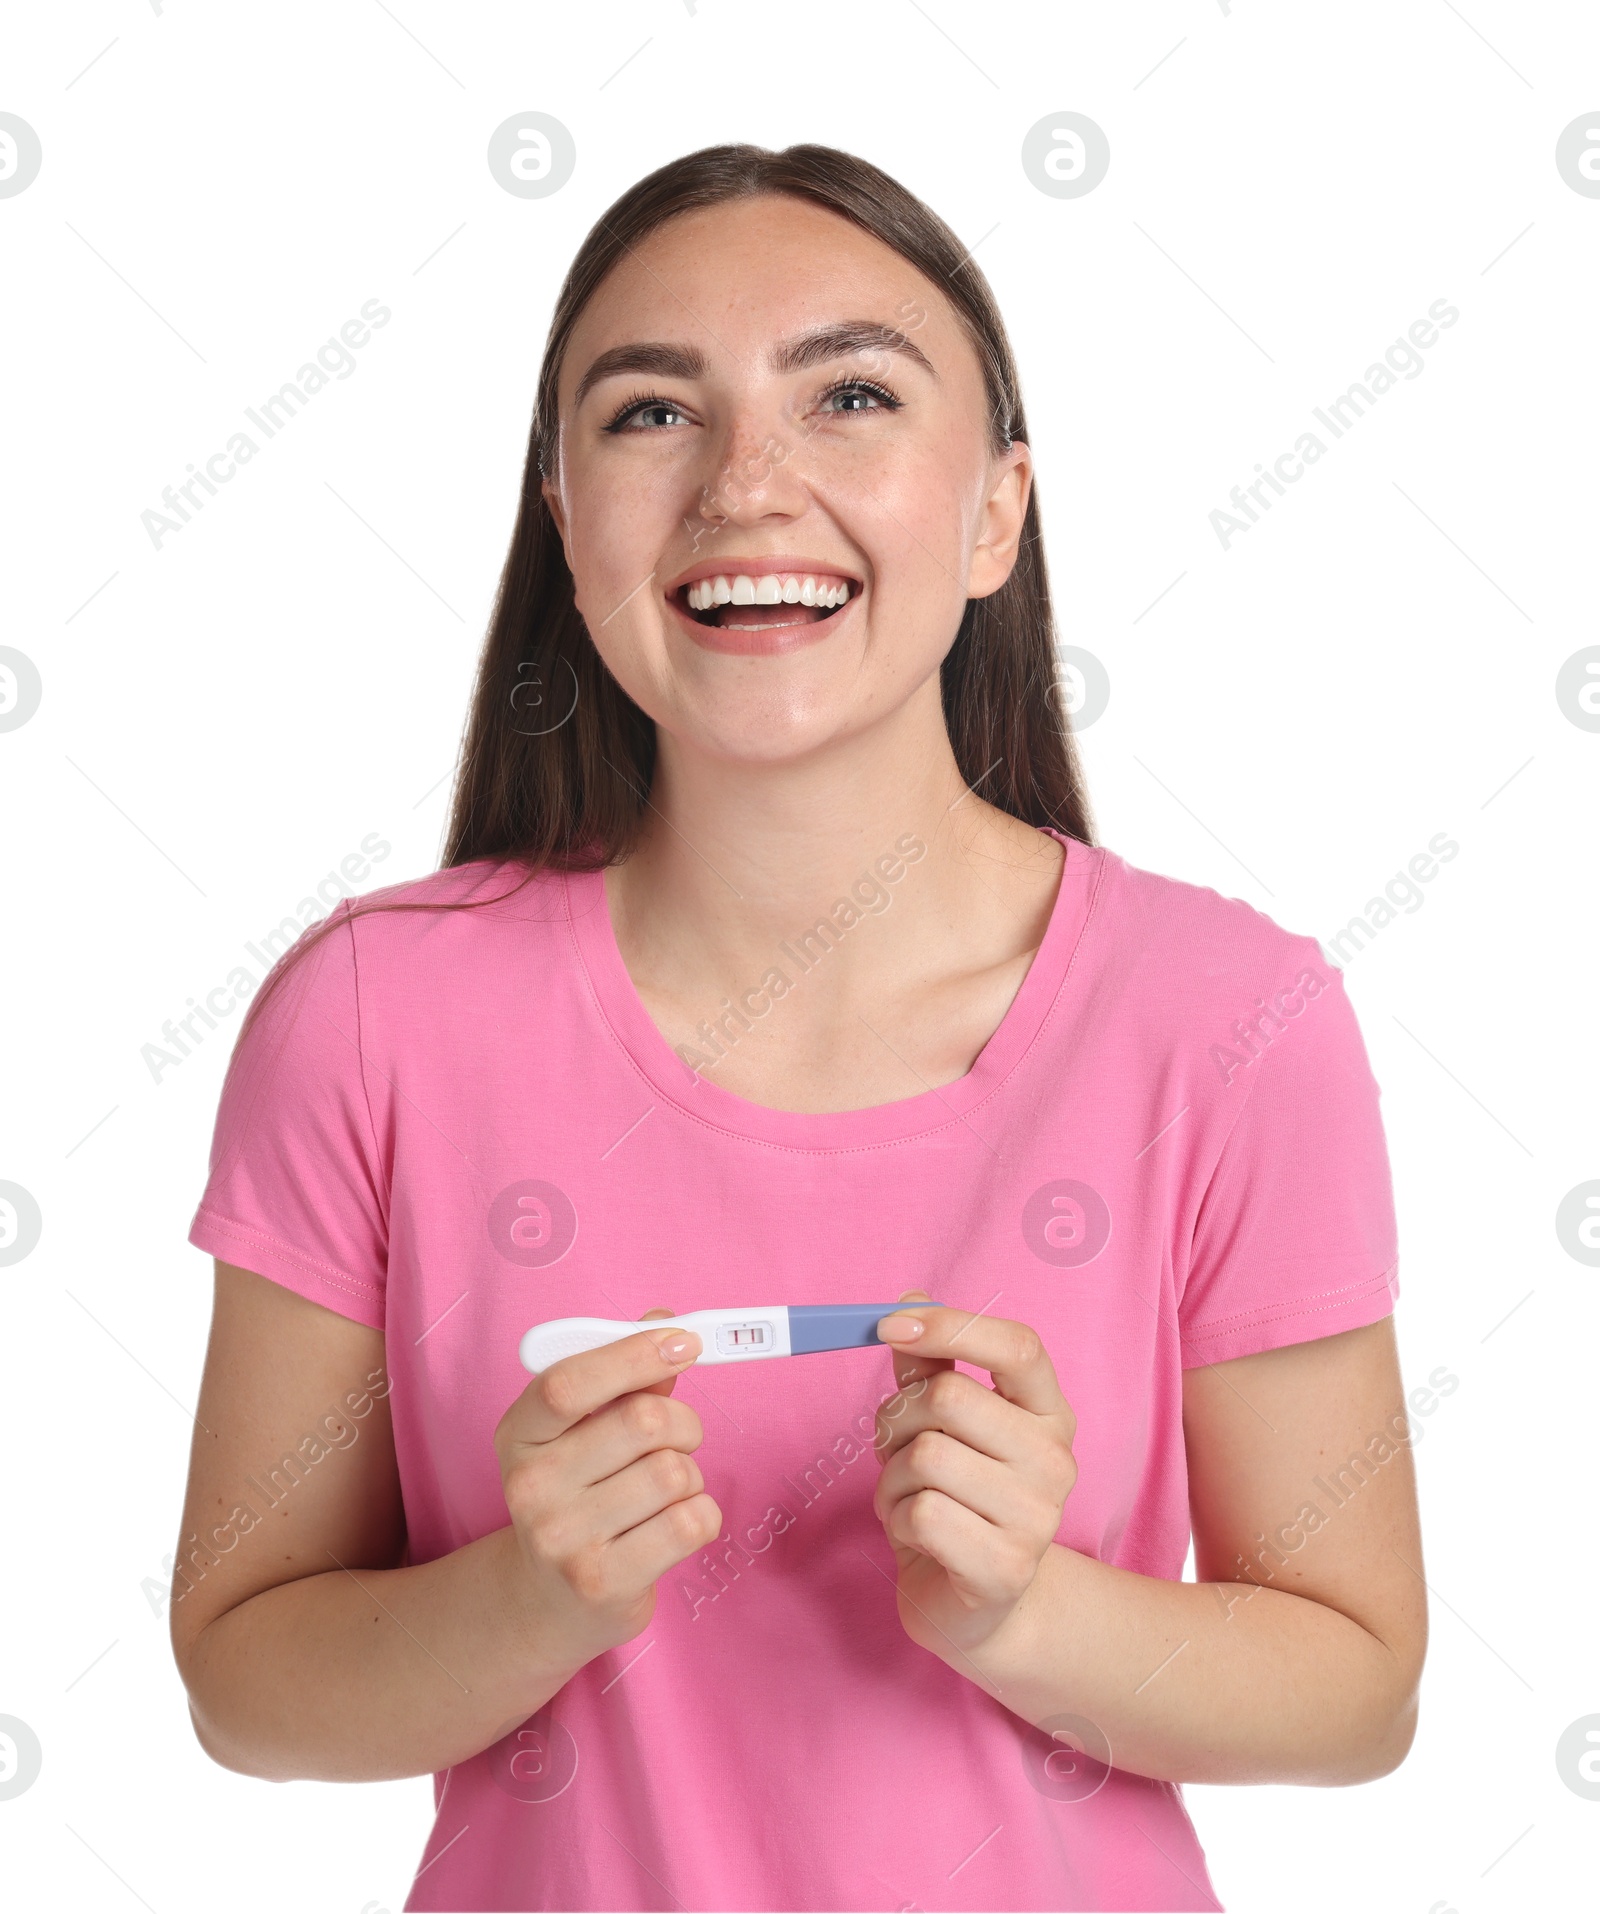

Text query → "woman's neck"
[602,695,1067,1112]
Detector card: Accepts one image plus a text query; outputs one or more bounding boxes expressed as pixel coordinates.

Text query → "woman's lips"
[665,584,855,656]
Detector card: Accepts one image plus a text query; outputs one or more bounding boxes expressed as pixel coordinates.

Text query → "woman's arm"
[170,1263,717,1782]
[873,1306,1426,1786]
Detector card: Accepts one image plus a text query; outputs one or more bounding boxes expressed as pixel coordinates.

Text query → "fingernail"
[657,1332,698,1362]
[878,1312,924,1342]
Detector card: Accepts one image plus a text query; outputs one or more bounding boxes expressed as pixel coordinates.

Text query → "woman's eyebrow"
[772,322,936,379]
[572,321,935,409]
[573,342,707,408]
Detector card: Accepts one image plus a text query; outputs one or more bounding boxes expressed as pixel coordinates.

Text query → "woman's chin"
[654,695,873,771]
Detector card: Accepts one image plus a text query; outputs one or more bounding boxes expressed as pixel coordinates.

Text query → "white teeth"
[682,572,854,613]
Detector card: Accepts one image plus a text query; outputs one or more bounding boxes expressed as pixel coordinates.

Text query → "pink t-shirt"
[188,832,1399,1913]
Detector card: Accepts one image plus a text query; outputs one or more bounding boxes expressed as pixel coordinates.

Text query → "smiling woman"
[171,143,1423,1914]
[424,145,1084,891]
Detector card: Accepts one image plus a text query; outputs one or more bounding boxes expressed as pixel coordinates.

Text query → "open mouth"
[673,571,857,634]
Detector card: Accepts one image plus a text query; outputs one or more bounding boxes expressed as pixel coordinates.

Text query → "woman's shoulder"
[353,854,563,908]
[1087,843,1332,995]
[338,855,576,963]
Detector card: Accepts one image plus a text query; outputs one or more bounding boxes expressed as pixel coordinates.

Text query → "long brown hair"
[241,141,1094,1028]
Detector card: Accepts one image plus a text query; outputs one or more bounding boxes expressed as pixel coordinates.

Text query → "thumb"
[888,1287,946,1390]
[638,1305,683,1396]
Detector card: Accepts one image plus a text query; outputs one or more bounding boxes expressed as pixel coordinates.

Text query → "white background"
[3,3,1597,1911]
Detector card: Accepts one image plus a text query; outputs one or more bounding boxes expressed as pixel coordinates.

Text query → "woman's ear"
[966,441,1033,600]
[541,475,572,560]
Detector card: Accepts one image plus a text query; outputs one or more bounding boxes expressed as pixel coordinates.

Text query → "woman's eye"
[607,397,688,432]
[818,382,895,415]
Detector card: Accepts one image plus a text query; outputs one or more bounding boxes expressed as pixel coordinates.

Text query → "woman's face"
[542,193,1031,769]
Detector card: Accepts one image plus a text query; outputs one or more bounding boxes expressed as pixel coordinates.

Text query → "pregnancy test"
[519,1303,933,1375]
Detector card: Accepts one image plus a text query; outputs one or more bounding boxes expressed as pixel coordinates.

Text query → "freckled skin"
[542,194,1028,770]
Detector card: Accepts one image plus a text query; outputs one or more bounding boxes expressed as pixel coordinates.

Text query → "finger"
[510,1320,702,1444]
[875,1428,1041,1532]
[877,1284,953,1397]
[889,1288,944,1378]
[875,1368,1032,1468]
[886,1485,1005,1586]
[564,1446,708,1551]
[599,1492,724,1593]
[560,1387,705,1491]
[873,1291,948,1461]
[878,1305,1069,1419]
[634,1306,685,1399]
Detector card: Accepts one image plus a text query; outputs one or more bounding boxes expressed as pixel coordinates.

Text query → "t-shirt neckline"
[563,828,1104,1152]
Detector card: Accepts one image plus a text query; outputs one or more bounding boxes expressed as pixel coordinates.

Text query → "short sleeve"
[188,904,389,1328]
[1177,959,1399,1367]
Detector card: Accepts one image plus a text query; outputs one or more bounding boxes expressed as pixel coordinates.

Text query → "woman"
[171,143,1424,1913]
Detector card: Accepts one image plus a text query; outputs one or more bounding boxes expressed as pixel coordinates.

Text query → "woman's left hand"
[872,1291,1079,1658]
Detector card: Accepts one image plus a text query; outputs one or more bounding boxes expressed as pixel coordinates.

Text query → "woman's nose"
[693,408,811,528]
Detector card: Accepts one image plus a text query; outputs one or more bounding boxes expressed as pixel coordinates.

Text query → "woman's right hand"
[492,1312,722,1667]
